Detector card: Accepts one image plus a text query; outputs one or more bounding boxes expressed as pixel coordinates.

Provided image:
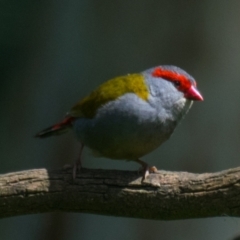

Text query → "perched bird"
[35,65,203,181]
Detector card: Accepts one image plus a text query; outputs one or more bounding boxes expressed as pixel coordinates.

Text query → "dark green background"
[1,1,240,239]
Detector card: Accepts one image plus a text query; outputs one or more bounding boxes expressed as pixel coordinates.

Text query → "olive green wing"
[69,73,149,119]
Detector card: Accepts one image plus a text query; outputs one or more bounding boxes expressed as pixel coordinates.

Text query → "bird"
[35,65,203,181]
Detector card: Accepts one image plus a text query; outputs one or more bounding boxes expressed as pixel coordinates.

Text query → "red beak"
[184,85,203,101]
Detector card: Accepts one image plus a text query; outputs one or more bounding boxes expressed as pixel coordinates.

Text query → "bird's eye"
[174,81,181,87]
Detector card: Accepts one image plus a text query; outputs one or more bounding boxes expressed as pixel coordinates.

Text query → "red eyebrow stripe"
[152,67,192,92]
[152,67,188,82]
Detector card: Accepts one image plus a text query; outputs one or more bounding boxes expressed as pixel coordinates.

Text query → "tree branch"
[0,167,240,219]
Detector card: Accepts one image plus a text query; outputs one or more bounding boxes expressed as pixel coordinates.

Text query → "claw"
[135,159,158,182]
[73,162,82,179]
[149,166,158,173]
[73,143,84,179]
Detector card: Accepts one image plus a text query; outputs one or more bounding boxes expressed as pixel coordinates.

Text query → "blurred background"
[1,1,240,239]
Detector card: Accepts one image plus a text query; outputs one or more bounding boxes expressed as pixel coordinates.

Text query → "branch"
[0,167,240,219]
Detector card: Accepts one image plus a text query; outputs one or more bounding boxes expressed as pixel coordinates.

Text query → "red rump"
[35,116,75,138]
[152,67,192,92]
[52,116,74,130]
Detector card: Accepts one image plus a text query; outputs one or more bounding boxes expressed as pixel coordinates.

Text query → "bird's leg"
[73,142,84,179]
[135,159,158,182]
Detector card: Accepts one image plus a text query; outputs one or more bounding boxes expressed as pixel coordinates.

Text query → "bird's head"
[150,65,203,101]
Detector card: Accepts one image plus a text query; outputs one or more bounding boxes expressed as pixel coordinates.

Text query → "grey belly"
[73,112,174,160]
[73,93,180,160]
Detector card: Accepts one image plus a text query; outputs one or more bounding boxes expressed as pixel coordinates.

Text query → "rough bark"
[0,167,240,219]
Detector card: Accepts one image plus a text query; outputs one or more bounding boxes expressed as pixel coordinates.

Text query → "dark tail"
[35,117,74,138]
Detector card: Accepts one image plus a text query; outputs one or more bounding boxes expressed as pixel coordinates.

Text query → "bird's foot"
[149,166,158,173]
[135,159,158,182]
[141,165,158,182]
[73,142,84,180]
[73,161,82,179]
[62,163,82,180]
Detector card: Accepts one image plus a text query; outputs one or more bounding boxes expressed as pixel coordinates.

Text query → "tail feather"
[35,117,74,138]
